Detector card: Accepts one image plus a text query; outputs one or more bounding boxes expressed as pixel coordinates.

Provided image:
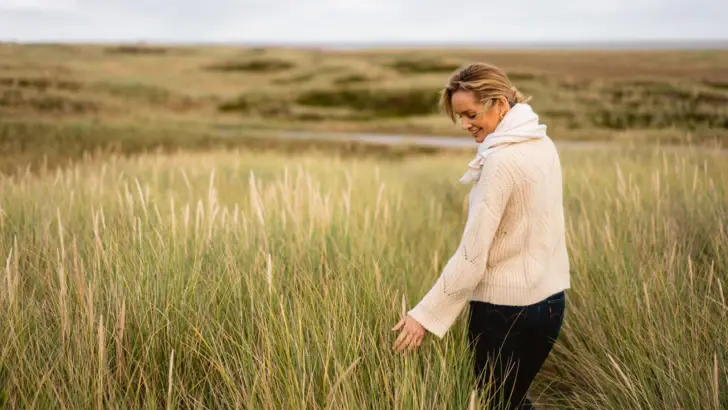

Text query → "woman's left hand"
[392,315,426,353]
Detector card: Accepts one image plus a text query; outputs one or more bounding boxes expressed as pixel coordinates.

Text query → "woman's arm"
[407,154,516,339]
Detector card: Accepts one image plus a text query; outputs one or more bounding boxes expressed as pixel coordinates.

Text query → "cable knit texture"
[408,107,570,339]
[459,103,548,185]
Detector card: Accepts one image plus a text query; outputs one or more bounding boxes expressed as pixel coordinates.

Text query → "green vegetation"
[586,80,728,130]
[105,45,169,55]
[0,90,99,114]
[0,119,443,175]
[92,82,192,107]
[296,87,440,117]
[333,74,376,85]
[387,57,463,73]
[1,43,727,409]
[705,80,728,90]
[272,72,317,84]
[0,76,82,91]
[0,145,725,408]
[205,58,296,73]
[1,44,727,141]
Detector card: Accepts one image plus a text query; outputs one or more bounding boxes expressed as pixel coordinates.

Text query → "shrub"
[297,87,439,117]
[218,96,252,113]
[387,58,462,73]
[105,45,168,55]
[218,95,292,117]
[0,77,82,92]
[586,80,728,130]
[272,73,316,85]
[703,80,728,90]
[0,90,97,114]
[206,58,295,73]
[333,74,373,85]
[94,82,195,108]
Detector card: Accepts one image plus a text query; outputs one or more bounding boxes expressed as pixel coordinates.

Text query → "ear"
[495,96,510,118]
[496,96,510,112]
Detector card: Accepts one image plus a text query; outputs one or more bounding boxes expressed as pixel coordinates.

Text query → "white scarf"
[459,103,548,184]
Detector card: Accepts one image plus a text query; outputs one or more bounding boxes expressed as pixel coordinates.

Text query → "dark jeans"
[467,291,566,410]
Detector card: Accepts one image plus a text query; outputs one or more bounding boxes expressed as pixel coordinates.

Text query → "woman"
[392,62,570,409]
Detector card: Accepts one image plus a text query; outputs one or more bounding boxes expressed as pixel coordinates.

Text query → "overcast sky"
[0,0,726,44]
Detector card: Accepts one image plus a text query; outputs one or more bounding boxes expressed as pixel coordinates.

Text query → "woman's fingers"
[393,331,413,353]
[413,336,423,349]
[391,318,405,332]
[408,336,422,351]
[392,317,425,354]
[392,328,408,350]
[399,333,414,353]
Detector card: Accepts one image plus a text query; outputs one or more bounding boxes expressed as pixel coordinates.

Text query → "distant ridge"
[313,40,728,51]
[3,39,728,51]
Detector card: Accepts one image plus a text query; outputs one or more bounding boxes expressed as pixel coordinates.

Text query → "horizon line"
[2,38,728,51]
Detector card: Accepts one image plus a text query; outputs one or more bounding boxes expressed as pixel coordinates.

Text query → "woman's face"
[451,91,506,143]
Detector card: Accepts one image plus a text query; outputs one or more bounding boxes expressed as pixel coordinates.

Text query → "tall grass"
[0,145,726,409]
[0,119,443,175]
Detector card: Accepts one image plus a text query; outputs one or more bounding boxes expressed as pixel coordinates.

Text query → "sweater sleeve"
[407,155,516,339]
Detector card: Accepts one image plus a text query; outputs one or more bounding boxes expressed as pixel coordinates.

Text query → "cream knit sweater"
[408,136,571,339]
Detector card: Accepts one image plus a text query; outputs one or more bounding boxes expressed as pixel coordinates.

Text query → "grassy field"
[1,43,728,145]
[0,143,726,409]
[1,43,727,409]
[0,118,449,175]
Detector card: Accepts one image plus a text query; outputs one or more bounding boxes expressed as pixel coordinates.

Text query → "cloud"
[0,0,78,12]
[0,0,726,43]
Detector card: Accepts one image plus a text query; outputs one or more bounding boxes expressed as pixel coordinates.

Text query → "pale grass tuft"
[170,195,177,240]
[184,203,191,240]
[4,239,17,309]
[71,235,89,327]
[249,171,266,226]
[135,178,148,220]
[432,250,439,273]
[374,260,382,293]
[468,389,477,410]
[57,248,69,342]
[57,207,66,260]
[116,300,126,378]
[97,314,106,410]
[714,353,720,410]
[643,281,651,315]
[167,349,175,410]
[180,168,192,195]
[607,353,637,397]
[137,216,143,248]
[266,252,273,294]
[195,199,203,239]
[86,283,95,335]
[374,182,385,223]
[717,279,726,319]
[92,207,111,273]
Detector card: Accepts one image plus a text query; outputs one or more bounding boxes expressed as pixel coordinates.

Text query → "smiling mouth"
[470,128,482,137]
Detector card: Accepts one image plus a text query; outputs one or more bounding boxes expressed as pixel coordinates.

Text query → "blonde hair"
[439,62,530,123]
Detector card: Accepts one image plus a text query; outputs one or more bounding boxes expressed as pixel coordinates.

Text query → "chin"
[470,128,488,143]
